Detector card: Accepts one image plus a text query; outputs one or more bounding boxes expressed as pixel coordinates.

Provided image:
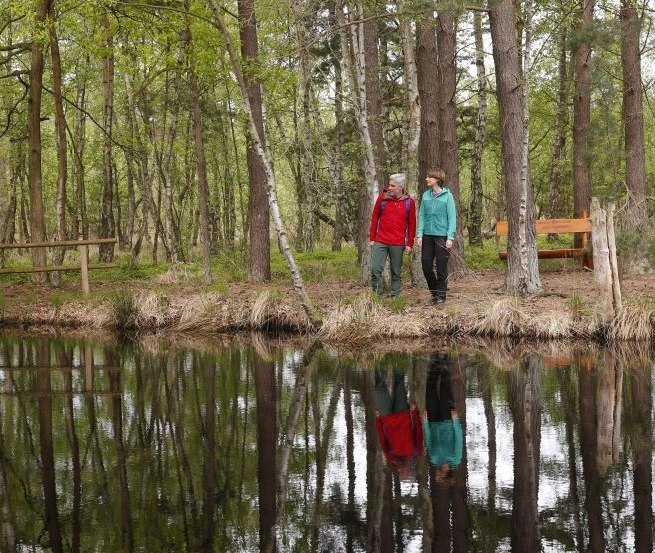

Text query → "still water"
[0,334,652,552]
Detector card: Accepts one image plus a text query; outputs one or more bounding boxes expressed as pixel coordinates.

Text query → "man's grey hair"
[389,173,406,188]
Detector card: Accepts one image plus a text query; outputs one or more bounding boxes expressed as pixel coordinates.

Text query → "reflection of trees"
[37,339,63,553]
[508,355,542,553]
[254,351,277,553]
[626,361,652,553]
[3,336,651,552]
[579,361,605,552]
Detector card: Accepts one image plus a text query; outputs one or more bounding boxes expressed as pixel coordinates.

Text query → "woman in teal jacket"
[417,168,457,304]
[422,353,462,487]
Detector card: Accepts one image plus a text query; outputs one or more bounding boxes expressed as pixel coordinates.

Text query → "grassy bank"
[0,245,654,343]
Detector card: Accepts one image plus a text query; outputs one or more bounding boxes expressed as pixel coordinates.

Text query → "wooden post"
[580,209,592,269]
[590,198,614,323]
[606,202,622,312]
[79,242,90,294]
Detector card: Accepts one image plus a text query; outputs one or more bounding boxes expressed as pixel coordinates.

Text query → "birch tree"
[207,0,321,327]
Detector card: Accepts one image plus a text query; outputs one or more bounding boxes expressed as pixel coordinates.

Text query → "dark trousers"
[426,358,454,423]
[421,235,450,300]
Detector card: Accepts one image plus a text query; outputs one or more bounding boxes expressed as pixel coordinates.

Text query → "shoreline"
[0,282,653,345]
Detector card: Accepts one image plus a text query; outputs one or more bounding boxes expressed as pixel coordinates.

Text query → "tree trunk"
[48,0,67,286]
[236,0,270,282]
[27,0,50,282]
[488,0,542,294]
[336,0,380,283]
[437,1,465,273]
[187,21,213,283]
[416,12,440,186]
[620,0,652,273]
[331,20,346,252]
[572,0,593,229]
[548,15,569,220]
[363,2,386,190]
[399,5,425,287]
[100,9,116,262]
[468,11,488,247]
[72,68,88,239]
[508,357,542,553]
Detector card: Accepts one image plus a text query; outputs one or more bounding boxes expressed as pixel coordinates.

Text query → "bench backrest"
[496,218,591,237]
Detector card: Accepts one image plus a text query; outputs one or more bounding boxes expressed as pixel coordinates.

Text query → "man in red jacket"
[369,173,416,297]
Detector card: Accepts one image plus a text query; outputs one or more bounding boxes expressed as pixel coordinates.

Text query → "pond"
[0,334,652,552]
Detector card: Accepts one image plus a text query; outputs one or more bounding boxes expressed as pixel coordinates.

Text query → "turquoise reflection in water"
[0,335,652,552]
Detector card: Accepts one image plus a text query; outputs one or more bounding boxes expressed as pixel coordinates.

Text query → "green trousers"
[371,242,405,297]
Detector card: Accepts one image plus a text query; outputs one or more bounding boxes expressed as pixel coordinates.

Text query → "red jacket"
[375,406,423,465]
[369,191,416,248]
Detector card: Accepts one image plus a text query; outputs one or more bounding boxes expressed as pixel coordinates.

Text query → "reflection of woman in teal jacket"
[422,353,463,486]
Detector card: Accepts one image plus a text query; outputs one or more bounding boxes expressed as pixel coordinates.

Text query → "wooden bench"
[0,238,118,293]
[496,215,593,269]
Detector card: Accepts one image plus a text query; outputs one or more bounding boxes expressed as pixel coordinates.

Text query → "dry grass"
[319,293,431,342]
[610,305,655,342]
[155,267,195,285]
[133,292,177,329]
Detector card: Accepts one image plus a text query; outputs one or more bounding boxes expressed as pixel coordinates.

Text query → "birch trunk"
[399,6,425,287]
[469,11,488,247]
[208,0,321,327]
[336,0,380,283]
[331,23,346,251]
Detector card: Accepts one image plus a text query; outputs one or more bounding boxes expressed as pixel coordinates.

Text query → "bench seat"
[496,214,592,268]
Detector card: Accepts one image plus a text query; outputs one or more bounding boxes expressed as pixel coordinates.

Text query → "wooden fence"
[0,238,118,293]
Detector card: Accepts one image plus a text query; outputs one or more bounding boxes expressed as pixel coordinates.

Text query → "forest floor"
[0,264,653,344]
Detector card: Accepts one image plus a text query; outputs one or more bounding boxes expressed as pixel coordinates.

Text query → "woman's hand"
[417,237,422,247]
[445,239,453,250]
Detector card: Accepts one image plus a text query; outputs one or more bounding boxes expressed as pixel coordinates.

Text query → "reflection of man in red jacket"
[374,368,423,479]
[369,173,416,297]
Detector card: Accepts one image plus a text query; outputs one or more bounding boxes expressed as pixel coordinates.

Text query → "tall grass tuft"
[111,291,137,330]
[610,305,655,341]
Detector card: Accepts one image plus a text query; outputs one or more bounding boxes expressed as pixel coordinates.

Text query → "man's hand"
[445,239,453,250]
[417,237,422,247]
[370,240,374,247]
[405,246,412,255]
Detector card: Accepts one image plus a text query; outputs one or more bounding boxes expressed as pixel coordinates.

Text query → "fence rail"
[0,238,117,293]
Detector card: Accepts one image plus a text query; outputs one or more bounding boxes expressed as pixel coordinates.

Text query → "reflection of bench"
[496,214,592,269]
[0,238,118,293]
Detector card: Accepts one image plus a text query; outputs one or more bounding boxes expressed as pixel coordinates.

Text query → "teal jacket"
[422,418,463,469]
[417,187,456,240]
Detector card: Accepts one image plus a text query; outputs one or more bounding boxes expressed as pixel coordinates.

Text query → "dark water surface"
[0,334,652,552]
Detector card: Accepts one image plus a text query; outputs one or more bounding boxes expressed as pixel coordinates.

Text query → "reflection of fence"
[0,238,118,293]
[0,358,121,395]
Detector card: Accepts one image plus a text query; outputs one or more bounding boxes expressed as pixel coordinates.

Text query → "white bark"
[516,0,540,293]
[208,0,320,327]
[606,202,622,311]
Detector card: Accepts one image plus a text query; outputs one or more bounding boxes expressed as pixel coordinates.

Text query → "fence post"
[79,242,90,294]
